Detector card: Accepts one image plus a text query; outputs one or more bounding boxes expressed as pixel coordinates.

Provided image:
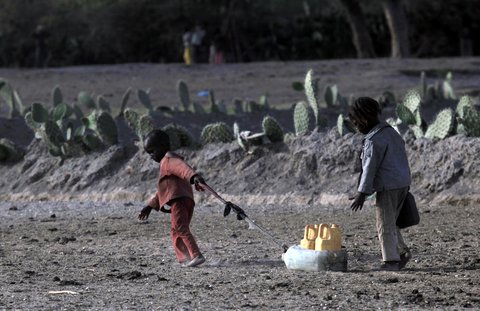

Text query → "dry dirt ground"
[1,58,480,310]
[0,201,479,310]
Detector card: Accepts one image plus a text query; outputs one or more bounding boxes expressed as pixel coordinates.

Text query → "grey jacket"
[358,122,411,194]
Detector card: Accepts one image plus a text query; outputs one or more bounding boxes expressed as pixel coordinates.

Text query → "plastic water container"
[300,224,318,250]
[282,245,348,272]
[315,223,342,251]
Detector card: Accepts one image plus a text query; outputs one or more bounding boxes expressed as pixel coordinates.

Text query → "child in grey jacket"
[349,97,412,271]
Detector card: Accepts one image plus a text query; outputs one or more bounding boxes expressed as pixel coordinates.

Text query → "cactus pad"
[425,109,455,139]
[137,89,153,112]
[96,112,118,145]
[396,104,416,125]
[262,116,284,143]
[177,80,190,111]
[52,85,63,107]
[403,89,421,113]
[78,91,96,110]
[294,101,311,136]
[201,122,234,144]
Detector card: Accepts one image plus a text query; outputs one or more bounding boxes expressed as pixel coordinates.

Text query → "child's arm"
[357,140,386,195]
[168,157,206,191]
[138,194,160,220]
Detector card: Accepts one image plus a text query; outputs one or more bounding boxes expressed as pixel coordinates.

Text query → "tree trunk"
[339,0,376,58]
[382,0,410,58]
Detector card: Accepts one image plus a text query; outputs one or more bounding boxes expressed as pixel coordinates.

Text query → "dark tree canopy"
[0,0,478,67]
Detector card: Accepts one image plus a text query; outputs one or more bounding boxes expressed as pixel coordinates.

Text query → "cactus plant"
[262,116,284,143]
[137,89,154,113]
[78,91,96,110]
[0,138,23,162]
[259,94,270,110]
[177,80,190,111]
[304,69,324,128]
[97,95,111,113]
[396,104,416,125]
[420,71,427,98]
[337,114,356,136]
[124,108,155,144]
[324,85,338,107]
[96,112,118,145]
[162,123,195,148]
[52,85,63,107]
[118,87,132,117]
[403,89,421,114]
[31,102,49,123]
[0,79,22,118]
[378,91,396,107]
[208,90,220,113]
[425,108,455,139]
[201,122,234,144]
[232,98,243,114]
[293,101,311,136]
[192,102,206,114]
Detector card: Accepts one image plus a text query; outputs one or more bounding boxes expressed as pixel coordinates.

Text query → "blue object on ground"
[197,90,209,97]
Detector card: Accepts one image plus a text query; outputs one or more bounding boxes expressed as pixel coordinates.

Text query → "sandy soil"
[1,57,480,310]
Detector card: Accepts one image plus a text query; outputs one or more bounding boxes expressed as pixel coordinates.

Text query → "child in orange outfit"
[138,129,206,267]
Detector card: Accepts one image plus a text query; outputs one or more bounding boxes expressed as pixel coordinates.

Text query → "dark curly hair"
[144,129,170,150]
[348,97,381,128]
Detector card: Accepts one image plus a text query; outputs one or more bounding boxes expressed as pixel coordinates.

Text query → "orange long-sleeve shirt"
[148,152,197,210]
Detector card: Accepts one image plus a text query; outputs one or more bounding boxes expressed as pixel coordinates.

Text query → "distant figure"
[138,130,207,267]
[191,24,206,63]
[33,25,49,68]
[182,26,193,65]
[209,34,225,64]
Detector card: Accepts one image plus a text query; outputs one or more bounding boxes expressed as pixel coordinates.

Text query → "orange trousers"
[169,197,201,262]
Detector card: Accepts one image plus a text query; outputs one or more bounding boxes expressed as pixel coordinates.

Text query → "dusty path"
[1,201,478,310]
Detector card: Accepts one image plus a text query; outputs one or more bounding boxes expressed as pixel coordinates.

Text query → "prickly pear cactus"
[259,95,270,110]
[0,138,23,162]
[138,114,155,143]
[52,85,63,107]
[458,105,480,137]
[0,79,22,118]
[97,95,111,113]
[293,101,311,136]
[82,131,104,150]
[337,114,356,136]
[137,89,154,112]
[96,112,118,145]
[378,91,396,107]
[201,122,234,144]
[456,95,474,118]
[161,125,181,151]
[163,123,195,148]
[396,104,416,125]
[233,122,240,139]
[262,116,284,143]
[192,102,206,114]
[324,85,338,107]
[177,80,190,111]
[403,89,421,113]
[304,69,323,127]
[124,108,139,130]
[232,98,243,114]
[52,103,68,122]
[118,87,132,117]
[425,108,455,139]
[31,102,49,123]
[420,71,427,98]
[44,120,66,149]
[78,91,96,110]
[208,90,220,113]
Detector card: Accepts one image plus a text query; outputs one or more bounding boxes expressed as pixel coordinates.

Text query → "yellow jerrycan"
[300,224,318,250]
[315,223,342,251]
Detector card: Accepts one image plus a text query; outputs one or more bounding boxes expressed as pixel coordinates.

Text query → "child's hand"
[193,175,206,192]
[350,193,367,211]
[138,206,153,220]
